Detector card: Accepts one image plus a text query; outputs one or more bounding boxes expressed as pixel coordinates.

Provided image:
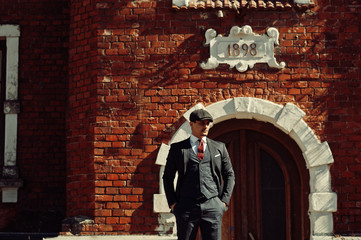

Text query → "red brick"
[5,0,361,236]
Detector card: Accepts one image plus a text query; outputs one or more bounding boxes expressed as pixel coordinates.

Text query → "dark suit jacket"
[162,137,235,208]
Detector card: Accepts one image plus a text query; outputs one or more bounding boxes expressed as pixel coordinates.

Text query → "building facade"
[0,0,361,239]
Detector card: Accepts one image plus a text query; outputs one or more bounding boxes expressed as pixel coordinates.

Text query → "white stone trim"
[0,25,20,37]
[1,187,18,203]
[155,143,170,167]
[154,97,337,238]
[201,26,286,72]
[304,142,334,168]
[174,0,311,7]
[309,193,337,212]
[0,24,20,203]
[333,238,361,240]
[4,114,17,166]
[295,0,311,4]
[172,0,188,7]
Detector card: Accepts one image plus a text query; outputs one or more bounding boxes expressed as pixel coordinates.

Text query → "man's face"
[190,120,212,139]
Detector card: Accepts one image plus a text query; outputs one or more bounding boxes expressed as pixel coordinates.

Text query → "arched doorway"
[208,119,309,240]
[154,98,337,238]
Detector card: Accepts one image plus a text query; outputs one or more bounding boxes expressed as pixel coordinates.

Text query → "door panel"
[208,119,308,240]
[260,149,286,240]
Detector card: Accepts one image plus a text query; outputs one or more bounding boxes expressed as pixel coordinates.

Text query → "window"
[0,40,5,168]
[0,25,21,203]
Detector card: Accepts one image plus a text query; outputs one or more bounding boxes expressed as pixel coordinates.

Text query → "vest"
[179,145,219,199]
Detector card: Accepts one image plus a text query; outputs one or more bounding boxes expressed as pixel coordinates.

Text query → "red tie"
[197,139,204,160]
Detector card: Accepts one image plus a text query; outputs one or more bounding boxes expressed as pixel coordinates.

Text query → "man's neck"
[191,134,206,141]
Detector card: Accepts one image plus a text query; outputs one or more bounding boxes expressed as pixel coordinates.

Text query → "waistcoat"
[180,145,219,199]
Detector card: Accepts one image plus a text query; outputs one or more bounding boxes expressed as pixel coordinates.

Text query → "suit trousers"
[173,196,227,240]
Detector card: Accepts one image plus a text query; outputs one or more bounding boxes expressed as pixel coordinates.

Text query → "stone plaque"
[201,25,286,72]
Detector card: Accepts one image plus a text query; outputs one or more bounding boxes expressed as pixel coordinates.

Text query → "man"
[163,109,235,240]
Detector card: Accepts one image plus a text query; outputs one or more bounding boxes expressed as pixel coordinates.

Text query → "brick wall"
[67,0,162,234]
[0,0,69,232]
[1,0,360,237]
[315,0,361,233]
[71,0,359,235]
[66,0,98,220]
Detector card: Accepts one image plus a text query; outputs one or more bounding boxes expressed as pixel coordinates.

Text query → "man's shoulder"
[170,138,191,148]
[207,138,225,148]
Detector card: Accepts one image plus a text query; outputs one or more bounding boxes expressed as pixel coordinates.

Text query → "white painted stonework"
[1,187,18,203]
[201,25,286,72]
[173,0,311,7]
[0,24,21,203]
[295,0,311,4]
[172,0,188,7]
[154,97,337,239]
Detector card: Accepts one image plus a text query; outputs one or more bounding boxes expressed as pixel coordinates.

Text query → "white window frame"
[0,24,21,203]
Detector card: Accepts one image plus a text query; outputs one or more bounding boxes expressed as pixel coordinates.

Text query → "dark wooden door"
[208,119,309,240]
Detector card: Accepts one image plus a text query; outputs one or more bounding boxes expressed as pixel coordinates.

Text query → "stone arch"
[154,97,337,239]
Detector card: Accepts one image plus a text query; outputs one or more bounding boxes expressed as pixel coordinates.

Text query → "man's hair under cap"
[189,109,213,122]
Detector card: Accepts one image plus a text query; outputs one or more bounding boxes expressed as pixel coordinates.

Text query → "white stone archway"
[154,97,337,240]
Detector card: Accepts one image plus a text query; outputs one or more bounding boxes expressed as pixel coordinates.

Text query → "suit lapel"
[182,138,192,175]
[207,139,215,157]
[207,139,217,171]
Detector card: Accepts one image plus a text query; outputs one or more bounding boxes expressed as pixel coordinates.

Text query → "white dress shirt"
[190,134,207,154]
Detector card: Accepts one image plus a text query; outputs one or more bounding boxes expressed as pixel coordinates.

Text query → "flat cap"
[189,109,213,122]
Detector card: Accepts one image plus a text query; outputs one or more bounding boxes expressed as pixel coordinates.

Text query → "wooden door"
[208,119,309,240]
